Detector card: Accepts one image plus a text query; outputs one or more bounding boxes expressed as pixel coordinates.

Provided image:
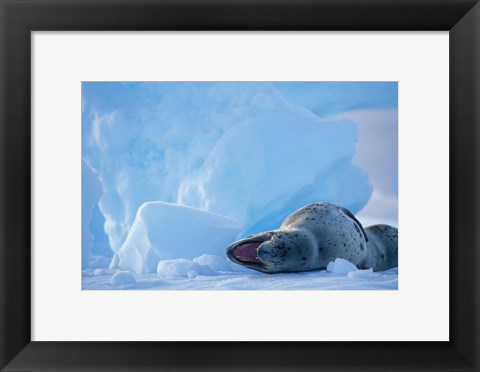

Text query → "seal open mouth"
[226,231,276,272]
[232,241,262,263]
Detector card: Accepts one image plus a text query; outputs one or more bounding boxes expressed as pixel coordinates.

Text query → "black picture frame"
[1,0,479,371]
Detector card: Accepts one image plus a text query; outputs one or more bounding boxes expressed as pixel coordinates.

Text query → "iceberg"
[82,82,373,255]
[117,201,242,274]
[177,105,372,237]
[81,159,103,269]
[326,258,358,275]
[274,82,398,116]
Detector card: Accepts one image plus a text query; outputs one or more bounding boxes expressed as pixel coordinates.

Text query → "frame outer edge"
[0,0,479,371]
[0,0,32,370]
[450,2,480,370]
[0,0,4,369]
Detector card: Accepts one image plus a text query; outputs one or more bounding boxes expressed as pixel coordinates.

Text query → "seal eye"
[233,242,262,263]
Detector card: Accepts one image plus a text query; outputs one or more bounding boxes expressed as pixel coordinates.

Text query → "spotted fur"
[226,202,398,273]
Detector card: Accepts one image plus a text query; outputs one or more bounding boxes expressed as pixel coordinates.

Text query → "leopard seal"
[226,202,398,273]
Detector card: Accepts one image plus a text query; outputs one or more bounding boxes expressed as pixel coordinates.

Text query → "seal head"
[226,229,318,273]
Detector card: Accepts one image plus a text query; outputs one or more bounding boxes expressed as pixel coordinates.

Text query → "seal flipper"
[340,207,368,242]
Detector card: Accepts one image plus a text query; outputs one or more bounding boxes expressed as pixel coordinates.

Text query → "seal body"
[226,202,398,273]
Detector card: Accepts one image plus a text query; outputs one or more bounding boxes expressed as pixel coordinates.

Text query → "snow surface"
[110,271,136,287]
[157,259,216,279]
[83,255,397,290]
[117,202,242,274]
[94,268,107,276]
[348,268,375,280]
[193,254,250,273]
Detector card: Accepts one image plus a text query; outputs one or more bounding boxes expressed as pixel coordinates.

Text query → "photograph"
[81,82,398,290]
